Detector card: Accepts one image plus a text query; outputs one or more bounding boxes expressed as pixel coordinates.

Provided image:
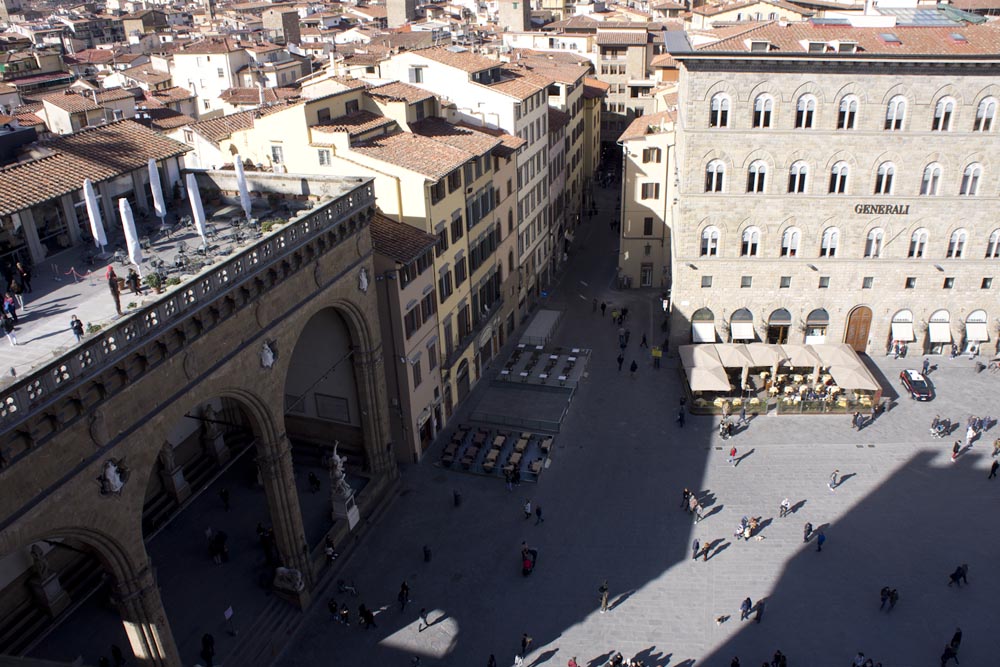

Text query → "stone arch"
[787,80,827,105]
[739,148,777,170]
[700,79,740,103]
[823,149,860,172]
[929,82,966,107]
[832,81,871,105]
[918,151,954,173]
[782,148,814,172]
[698,148,735,171]
[879,83,916,106]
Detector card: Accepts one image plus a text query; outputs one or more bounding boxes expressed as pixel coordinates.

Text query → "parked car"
[900,369,934,401]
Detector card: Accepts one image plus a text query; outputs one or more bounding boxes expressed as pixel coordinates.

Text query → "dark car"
[900,369,934,401]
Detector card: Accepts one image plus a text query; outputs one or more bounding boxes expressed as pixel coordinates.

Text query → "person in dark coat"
[106,266,122,315]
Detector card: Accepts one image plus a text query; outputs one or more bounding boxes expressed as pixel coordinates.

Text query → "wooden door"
[844,306,872,352]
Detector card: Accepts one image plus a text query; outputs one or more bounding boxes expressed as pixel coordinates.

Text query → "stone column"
[13,209,46,265]
[351,348,396,479]
[60,193,83,244]
[98,181,116,234]
[131,170,150,214]
[113,565,182,667]
[256,437,312,605]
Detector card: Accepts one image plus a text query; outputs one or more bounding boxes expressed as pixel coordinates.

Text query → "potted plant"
[145,273,163,294]
[165,277,181,287]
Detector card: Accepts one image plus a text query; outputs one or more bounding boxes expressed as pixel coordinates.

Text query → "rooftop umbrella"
[148,158,166,226]
[185,172,208,249]
[118,198,142,276]
[83,179,107,251]
[234,154,252,221]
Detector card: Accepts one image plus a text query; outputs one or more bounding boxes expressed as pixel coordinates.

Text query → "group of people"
[730,650,787,667]
[2,260,30,345]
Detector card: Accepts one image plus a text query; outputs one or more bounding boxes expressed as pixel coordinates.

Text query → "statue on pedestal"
[30,545,50,579]
[202,404,221,440]
[327,443,353,500]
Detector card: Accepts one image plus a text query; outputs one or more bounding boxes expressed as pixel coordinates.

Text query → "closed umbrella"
[118,198,143,276]
[233,154,252,221]
[185,173,208,248]
[83,179,107,251]
[148,158,167,225]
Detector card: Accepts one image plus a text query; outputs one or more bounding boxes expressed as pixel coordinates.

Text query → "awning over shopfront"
[928,322,952,343]
[780,344,821,368]
[692,322,716,343]
[715,343,753,368]
[679,344,732,392]
[746,343,785,368]
[828,365,880,391]
[966,322,989,342]
[731,322,755,341]
[891,322,914,342]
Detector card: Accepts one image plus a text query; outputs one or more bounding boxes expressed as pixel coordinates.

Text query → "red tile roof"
[414,45,496,73]
[38,90,101,113]
[367,80,435,103]
[312,110,396,139]
[370,211,437,263]
[618,109,676,141]
[351,130,472,179]
[595,30,649,46]
[220,86,299,105]
[409,117,502,156]
[583,77,611,99]
[121,65,172,85]
[145,86,196,105]
[176,37,244,55]
[0,120,190,216]
[547,107,570,134]
[189,109,259,144]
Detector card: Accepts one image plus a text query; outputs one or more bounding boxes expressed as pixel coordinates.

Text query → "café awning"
[891,322,914,342]
[715,343,754,368]
[928,322,952,343]
[745,343,785,367]
[966,322,989,342]
[828,365,880,391]
[780,344,821,368]
[731,322,755,341]
[684,366,733,392]
[692,322,716,343]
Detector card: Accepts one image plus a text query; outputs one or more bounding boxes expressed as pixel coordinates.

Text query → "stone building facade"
[665,21,1000,357]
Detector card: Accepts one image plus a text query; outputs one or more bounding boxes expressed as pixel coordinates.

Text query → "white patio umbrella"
[147,158,167,225]
[118,198,143,276]
[83,179,107,251]
[185,172,208,248]
[233,154,252,221]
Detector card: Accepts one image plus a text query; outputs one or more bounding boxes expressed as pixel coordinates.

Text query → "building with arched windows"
[649,19,1000,356]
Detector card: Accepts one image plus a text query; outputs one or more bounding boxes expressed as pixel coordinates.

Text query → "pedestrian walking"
[488,655,497,667]
[879,586,890,610]
[728,446,737,466]
[779,498,790,518]
[360,604,377,629]
[328,597,339,619]
[640,333,647,348]
[200,634,215,667]
[947,563,969,586]
[922,358,931,375]
[219,488,230,511]
[598,580,609,613]
[339,603,350,626]
[535,506,544,524]
[803,521,813,542]
[739,405,747,426]
[617,353,624,371]
[701,541,710,561]
[9,277,24,309]
[106,266,122,316]
[754,599,765,623]
[15,262,31,293]
[693,502,703,523]
[3,291,17,324]
[523,499,532,519]
[688,494,698,514]
[2,314,16,346]
[625,329,631,345]
[950,627,962,651]
[611,309,619,323]
[990,460,999,479]
[691,539,700,561]
[418,608,429,631]
[677,408,685,428]
[398,581,410,611]
[816,531,826,551]
[941,645,959,666]
[70,314,85,342]
[992,438,1000,458]
[521,633,532,656]
[504,470,513,491]
[852,412,862,430]
[829,469,839,491]
[622,307,629,322]
[629,359,638,378]
[739,597,752,621]
[966,425,976,448]
[952,441,961,462]
[681,488,691,511]
[601,302,607,317]
[888,588,899,610]
[453,489,462,507]
[731,658,741,667]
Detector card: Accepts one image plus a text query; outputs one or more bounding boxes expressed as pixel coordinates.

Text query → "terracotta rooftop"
[137,107,197,131]
[454,121,525,158]
[220,86,299,105]
[370,211,437,264]
[177,37,244,55]
[95,87,135,103]
[583,77,611,99]
[121,65,172,85]
[409,117,502,156]
[189,109,259,144]
[951,0,1000,9]
[650,53,677,67]
[480,66,550,100]
[691,0,809,15]
[595,30,649,46]
[415,45,496,73]
[63,48,118,66]
[367,80,435,103]
[146,86,196,105]
[38,90,102,113]
[693,21,1000,56]
[312,110,396,138]
[0,120,190,217]
[618,109,676,142]
[547,107,570,134]
[351,130,473,180]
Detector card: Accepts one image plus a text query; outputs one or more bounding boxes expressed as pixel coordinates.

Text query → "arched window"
[741,226,760,256]
[700,226,720,256]
[820,227,839,257]
[508,249,514,275]
[908,228,929,258]
[874,162,895,195]
[947,229,967,258]
[960,163,981,196]
[829,161,849,194]
[837,95,858,130]
[795,94,816,129]
[710,93,730,128]
[508,209,514,234]
[787,161,808,194]
[753,94,773,128]
[705,160,725,193]
[781,227,800,257]
[746,160,767,193]
[865,228,884,258]
[932,97,955,131]
[987,229,1000,258]
[920,163,942,196]
[974,97,996,132]
[885,95,906,130]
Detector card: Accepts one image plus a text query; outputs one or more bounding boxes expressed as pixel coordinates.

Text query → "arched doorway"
[889,309,914,355]
[964,309,988,355]
[691,307,716,343]
[766,308,791,344]
[805,309,830,345]
[456,359,471,403]
[844,306,872,352]
[928,309,951,355]
[730,309,755,343]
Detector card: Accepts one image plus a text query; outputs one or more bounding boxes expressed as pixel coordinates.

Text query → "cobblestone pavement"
[275,183,1000,667]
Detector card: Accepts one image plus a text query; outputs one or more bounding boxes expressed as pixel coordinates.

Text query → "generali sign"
[853,203,910,215]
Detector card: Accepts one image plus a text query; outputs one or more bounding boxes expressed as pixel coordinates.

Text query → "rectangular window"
[741,276,752,288]
[403,305,421,339]
[317,149,331,166]
[982,277,993,289]
[421,292,437,321]
[412,358,422,389]
[449,169,462,193]
[430,181,446,205]
[643,217,653,236]
[640,183,660,200]
[642,147,661,163]
[862,276,874,289]
[701,275,712,288]
[427,342,437,370]
[317,108,331,123]
[819,276,830,289]
[943,277,955,289]
[450,216,464,244]
[905,277,916,289]
[454,257,467,286]
[345,99,359,114]
[435,228,449,257]
[779,276,791,289]
[438,272,453,301]
[217,67,224,78]
[408,66,424,83]
[270,145,284,164]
